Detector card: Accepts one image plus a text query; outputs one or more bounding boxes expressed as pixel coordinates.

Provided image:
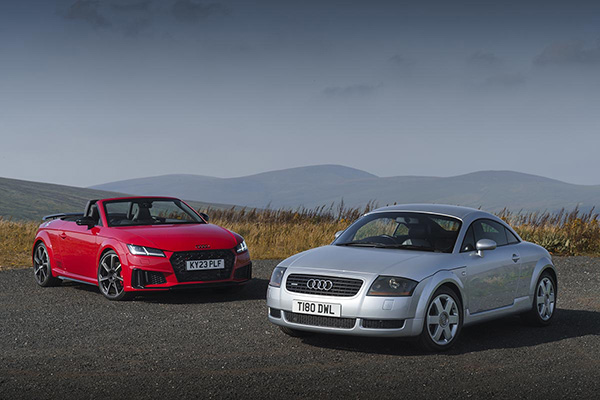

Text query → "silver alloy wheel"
[426,294,460,345]
[99,253,124,298]
[536,277,555,321]
[33,244,50,284]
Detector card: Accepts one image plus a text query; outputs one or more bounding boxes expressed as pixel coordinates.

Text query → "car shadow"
[66,278,269,304]
[297,308,600,356]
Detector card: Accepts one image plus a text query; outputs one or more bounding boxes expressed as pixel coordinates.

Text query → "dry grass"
[497,207,600,256]
[1,204,599,269]
[0,218,39,270]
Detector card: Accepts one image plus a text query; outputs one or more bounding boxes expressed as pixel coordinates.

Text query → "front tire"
[33,243,61,287]
[522,271,556,326]
[98,251,130,301]
[419,286,463,352]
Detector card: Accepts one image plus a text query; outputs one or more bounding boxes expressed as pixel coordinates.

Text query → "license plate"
[292,300,341,317]
[186,259,225,271]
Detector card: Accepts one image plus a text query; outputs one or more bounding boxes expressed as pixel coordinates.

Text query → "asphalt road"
[1,258,599,399]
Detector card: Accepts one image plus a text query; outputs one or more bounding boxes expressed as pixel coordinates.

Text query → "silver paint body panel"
[267,204,556,337]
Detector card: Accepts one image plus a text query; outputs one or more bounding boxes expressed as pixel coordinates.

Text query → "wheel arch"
[31,232,57,273]
[95,239,126,267]
[529,257,557,298]
[413,270,467,333]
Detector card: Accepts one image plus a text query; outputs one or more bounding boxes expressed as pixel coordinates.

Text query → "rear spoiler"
[42,213,84,221]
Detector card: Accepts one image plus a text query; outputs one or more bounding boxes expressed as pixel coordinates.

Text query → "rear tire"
[98,251,131,301]
[33,243,61,287]
[522,271,556,326]
[419,286,463,352]
[279,326,314,338]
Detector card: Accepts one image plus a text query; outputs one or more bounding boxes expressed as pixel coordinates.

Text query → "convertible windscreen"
[104,199,204,227]
[334,212,462,253]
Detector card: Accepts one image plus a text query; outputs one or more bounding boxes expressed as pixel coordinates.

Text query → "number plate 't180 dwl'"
[292,300,341,317]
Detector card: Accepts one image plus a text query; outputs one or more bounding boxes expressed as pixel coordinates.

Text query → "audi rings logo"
[307,279,333,291]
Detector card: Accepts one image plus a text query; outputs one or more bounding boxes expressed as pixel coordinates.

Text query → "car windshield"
[334,211,462,253]
[103,199,204,227]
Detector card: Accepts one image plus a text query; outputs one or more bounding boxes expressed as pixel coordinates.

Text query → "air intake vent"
[361,319,405,329]
[284,311,356,329]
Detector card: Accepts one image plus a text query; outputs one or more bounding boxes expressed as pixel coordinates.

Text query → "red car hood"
[111,223,237,252]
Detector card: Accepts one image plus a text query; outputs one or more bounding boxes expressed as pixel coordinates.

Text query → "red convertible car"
[32,197,252,300]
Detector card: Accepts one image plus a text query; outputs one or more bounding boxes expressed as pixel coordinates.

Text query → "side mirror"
[475,239,497,257]
[334,230,344,239]
[76,216,96,228]
[199,212,209,223]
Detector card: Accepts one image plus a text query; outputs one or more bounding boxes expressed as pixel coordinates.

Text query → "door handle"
[59,233,67,240]
[512,254,520,263]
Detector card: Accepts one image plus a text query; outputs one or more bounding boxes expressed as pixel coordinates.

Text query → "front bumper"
[266,277,428,338]
[122,249,252,292]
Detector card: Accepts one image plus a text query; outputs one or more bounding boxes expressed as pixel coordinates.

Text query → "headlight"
[367,276,418,296]
[269,266,286,287]
[235,240,248,254]
[127,244,166,257]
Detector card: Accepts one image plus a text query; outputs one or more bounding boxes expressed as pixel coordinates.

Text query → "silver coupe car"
[267,204,557,351]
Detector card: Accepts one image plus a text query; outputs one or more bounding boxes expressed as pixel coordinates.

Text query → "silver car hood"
[279,245,458,282]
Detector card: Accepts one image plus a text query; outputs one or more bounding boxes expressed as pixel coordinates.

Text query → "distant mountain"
[90,165,600,213]
[0,177,240,221]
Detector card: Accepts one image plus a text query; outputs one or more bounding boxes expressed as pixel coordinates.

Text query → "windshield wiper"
[375,244,436,252]
[337,242,435,252]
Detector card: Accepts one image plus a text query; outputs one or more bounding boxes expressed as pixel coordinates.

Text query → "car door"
[59,211,102,281]
[461,219,521,314]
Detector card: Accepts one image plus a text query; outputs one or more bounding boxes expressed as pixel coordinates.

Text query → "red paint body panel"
[32,197,252,293]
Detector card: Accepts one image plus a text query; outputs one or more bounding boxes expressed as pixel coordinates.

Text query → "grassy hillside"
[0,177,242,222]
[90,165,600,213]
[0,177,127,221]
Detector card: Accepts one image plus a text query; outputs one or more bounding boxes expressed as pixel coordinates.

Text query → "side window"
[474,220,508,246]
[505,228,520,245]
[461,225,476,252]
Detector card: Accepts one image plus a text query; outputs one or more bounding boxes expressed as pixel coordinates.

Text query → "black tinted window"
[473,219,508,246]
[461,225,476,252]
[505,228,520,244]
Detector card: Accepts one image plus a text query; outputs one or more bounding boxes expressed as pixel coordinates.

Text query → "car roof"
[369,204,488,220]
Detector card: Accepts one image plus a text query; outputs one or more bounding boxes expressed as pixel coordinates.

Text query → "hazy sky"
[1,0,599,187]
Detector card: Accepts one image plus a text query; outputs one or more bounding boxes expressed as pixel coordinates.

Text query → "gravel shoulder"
[1,257,599,399]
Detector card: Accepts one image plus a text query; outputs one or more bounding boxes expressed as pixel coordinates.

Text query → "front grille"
[233,263,252,280]
[286,274,363,297]
[361,319,405,329]
[284,311,356,329]
[170,250,235,282]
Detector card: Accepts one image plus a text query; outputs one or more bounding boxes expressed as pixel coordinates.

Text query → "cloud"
[171,0,230,24]
[534,40,600,66]
[111,1,152,12]
[65,0,111,28]
[467,51,502,68]
[484,73,526,87]
[322,83,382,98]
